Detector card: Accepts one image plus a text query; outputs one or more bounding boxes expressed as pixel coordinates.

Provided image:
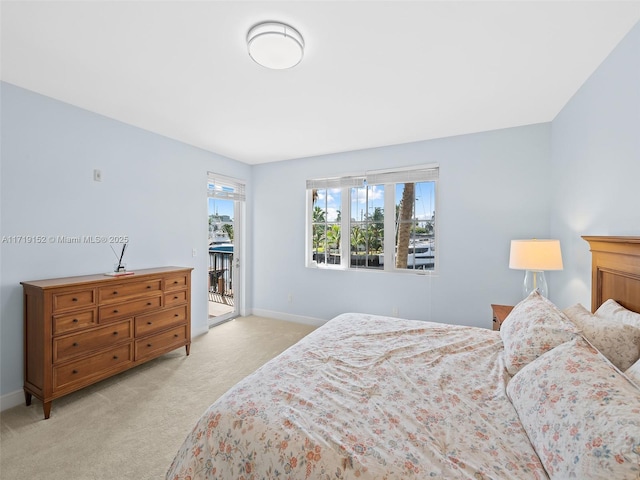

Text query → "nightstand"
[491,304,514,331]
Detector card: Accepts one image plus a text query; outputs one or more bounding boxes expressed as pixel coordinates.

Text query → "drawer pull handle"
[147,302,152,306]
[112,331,119,336]
[147,321,152,325]
[72,298,78,302]
[113,355,118,360]
[174,334,179,338]
[113,309,119,314]
[174,281,179,284]
[72,342,78,347]
[146,285,151,289]
[147,343,152,347]
[174,314,179,317]
[72,369,78,374]
[72,319,79,323]
[113,291,118,295]
[173,296,178,300]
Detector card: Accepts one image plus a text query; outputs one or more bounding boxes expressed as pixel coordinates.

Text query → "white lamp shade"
[247,22,304,70]
[509,239,563,271]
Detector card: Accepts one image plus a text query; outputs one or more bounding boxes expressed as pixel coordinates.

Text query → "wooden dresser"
[21,266,192,419]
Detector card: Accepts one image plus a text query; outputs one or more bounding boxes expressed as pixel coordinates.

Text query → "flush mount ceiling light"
[247,21,304,70]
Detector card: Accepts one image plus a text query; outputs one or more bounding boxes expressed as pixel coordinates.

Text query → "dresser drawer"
[52,289,96,312]
[53,320,132,363]
[53,309,97,335]
[99,295,162,322]
[98,279,162,303]
[165,274,188,291]
[53,344,132,392]
[135,306,187,336]
[164,290,187,307]
[135,325,187,361]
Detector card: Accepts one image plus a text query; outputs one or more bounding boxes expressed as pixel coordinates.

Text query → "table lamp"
[509,239,563,298]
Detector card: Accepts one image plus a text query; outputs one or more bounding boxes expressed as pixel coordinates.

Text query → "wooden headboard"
[583,236,640,313]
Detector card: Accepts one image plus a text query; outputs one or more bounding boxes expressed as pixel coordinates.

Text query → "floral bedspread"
[166,313,548,480]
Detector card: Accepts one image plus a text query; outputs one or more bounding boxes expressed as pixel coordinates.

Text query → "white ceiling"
[2,1,640,165]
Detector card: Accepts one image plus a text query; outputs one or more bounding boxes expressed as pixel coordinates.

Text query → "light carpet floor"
[0,316,316,479]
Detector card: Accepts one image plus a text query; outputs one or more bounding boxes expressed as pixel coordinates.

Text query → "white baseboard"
[250,309,326,327]
[1,389,25,412]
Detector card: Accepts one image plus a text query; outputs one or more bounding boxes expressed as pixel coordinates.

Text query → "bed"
[166,236,640,480]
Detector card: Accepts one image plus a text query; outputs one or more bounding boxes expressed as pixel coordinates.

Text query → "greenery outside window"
[312,188,342,265]
[350,183,384,268]
[306,165,438,273]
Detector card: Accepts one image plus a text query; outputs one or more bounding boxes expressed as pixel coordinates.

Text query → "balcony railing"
[209,246,233,301]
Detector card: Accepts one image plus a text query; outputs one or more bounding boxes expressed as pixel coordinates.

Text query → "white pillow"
[595,299,640,328]
[507,336,640,479]
[563,303,640,371]
[500,290,577,376]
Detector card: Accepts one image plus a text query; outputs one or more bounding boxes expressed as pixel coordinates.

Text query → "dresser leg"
[185,344,190,356]
[43,402,52,419]
[24,390,32,406]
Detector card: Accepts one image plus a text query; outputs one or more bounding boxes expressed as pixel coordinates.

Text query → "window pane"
[312,188,341,265]
[394,181,435,270]
[350,185,384,269]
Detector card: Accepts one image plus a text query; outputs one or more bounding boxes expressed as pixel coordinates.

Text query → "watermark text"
[1,235,129,244]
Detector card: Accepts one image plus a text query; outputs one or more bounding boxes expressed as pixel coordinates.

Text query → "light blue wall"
[0,82,251,399]
[252,124,552,326]
[2,19,637,405]
[550,22,640,309]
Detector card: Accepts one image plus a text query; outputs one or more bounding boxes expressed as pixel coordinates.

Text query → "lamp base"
[523,270,548,298]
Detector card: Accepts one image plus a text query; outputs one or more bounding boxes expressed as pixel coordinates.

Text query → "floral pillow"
[596,299,640,328]
[563,303,640,371]
[507,336,640,479]
[500,291,577,375]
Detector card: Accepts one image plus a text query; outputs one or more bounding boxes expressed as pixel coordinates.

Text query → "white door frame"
[207,173,246,326]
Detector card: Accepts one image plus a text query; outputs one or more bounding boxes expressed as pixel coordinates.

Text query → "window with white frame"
[306,165,438,273]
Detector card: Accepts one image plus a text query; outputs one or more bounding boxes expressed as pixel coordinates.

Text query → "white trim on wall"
[0,390,25,412]
[251,309,326,327]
